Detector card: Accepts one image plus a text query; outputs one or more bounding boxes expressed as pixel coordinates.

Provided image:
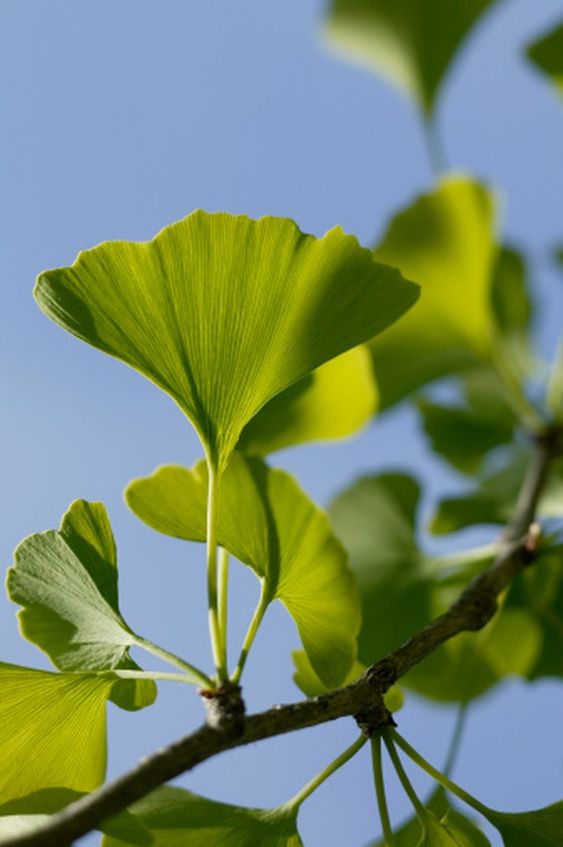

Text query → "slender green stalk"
[134,635,214,688]
[283,735,367,812]
[230,579,270,684]
[391,730,490,817]
[206,466,228,683]
[371,735,395,846]
[218,547,230,663]
[443,701,469,779]
[382,730,427,820]
[108,669,196,684]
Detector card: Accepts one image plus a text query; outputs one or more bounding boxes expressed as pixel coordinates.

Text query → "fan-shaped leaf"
[7,500,157,710]
[101,786,303,847]
[369,178,497,409]
[126,454,360,687]
[237,346,377,455]
[324,0,495,114]
[35,211,417,472]
[485,801,563,846]
[0,663,114,804]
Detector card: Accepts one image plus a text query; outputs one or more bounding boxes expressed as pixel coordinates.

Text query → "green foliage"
[324,0,495,114]
[35,212,417,473]
[101,786,303,847]
[126,454,360,687]
[527,21,563,97]
[5,3,563,845]
[7,500,157,709]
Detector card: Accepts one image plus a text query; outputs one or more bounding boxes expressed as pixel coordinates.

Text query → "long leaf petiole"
[206,466,229,683]
[230,578,270,684]
[282,734,367,812]
[134,635,214,688]
[371,734,395,846]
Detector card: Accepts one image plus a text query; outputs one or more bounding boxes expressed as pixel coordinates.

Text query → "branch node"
[200,683,246,734]
[354,704,395,737]
[363,657,397,691]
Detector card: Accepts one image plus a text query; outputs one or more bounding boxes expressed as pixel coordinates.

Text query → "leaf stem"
[230,579,270,684]
[371,735,395,846]
[422,113,446,177]
[382,730,427,821]
[206,466,228,683]
[134,635,214,688]
[391,730,491,817]
[108,669,196,684]
[283,735,367,811]
[218,547,230,663]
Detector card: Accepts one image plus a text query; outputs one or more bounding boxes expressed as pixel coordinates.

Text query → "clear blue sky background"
[1,1,563,845]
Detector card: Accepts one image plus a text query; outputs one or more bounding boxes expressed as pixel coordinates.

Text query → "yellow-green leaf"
[324,0,495,114]
[101,786,303,847]
[126,454,360,687]
[237,346,377,455]
[35,211,417,472]
[0,662,113,804]
[370,178,497,409]
[7,500,157,710]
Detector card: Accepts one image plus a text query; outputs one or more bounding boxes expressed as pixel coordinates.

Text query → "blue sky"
[1,1,563,844]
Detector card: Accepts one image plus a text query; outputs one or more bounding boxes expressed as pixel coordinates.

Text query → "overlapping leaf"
[324,0,495,114]
[126,453,360,687]
[371,788,490,847]
[484,800,563,846]
[7,500,157,710]
[237,346,377,455]
[101,786,303,847]
[0,662,113,804]
[35,211,417,472]
[527,21,563,97]
[329,473,542,702]
[369,178,497,409]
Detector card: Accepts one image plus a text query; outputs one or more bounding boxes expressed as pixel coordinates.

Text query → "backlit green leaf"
[485,800,563,846]
[369,178,497,409]
[7,500,157,710]
[35,211,417,472]
[324,0,495,114]
[370,789,490,847]
[527,22,563,97]
[126,453,360,687]
[101,786,303,847]
[0,662,113,804]
[237,346,377,455]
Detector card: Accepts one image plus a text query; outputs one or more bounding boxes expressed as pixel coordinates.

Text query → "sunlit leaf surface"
[7,500,156,710]
[102,786,303,847]
[126,453,360,687]
[35,211,417,471]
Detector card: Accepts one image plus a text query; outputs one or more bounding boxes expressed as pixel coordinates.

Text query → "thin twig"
[4,428,561,847]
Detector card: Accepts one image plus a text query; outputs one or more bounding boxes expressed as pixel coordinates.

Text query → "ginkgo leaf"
[370,789,490,847]
[0,791,151,845]
[527,21,563,97]
[485,800,563,846]
[416,399,514,474]
[126,453,360,688]
[101,786,303,847]
[369,178,497,409]
[237,346,377,455]
[329,472,542,702]
[7,500,157,710]
[324,0,495,114]
[35,211,417,472]
[0,662,114,804]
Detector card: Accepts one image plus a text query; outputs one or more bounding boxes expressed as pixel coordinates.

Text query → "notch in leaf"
[35,211,418,474]
[126,453,361,688]
[7,500,159,710]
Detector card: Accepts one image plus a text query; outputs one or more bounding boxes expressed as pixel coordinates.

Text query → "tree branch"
[5,428,562,847]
